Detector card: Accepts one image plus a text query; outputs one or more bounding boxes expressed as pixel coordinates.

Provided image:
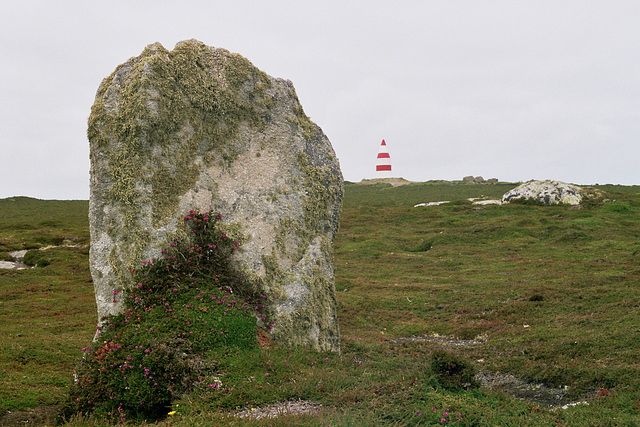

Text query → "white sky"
[2,1,640,199]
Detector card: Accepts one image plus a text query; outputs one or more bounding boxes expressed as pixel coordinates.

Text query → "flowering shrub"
[60,211,267,423]
[131,211,259,299]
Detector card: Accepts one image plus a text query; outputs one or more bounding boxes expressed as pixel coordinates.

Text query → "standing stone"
[89,40,342,352]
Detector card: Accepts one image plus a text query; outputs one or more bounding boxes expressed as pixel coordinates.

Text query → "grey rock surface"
[502,180,582,205]
[89,39,342,352]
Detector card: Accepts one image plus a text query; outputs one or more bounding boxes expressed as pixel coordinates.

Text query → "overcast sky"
[2,1,639,199]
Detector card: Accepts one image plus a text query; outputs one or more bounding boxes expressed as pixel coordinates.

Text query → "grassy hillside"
[0,197,94,424]
[1,183,639,425]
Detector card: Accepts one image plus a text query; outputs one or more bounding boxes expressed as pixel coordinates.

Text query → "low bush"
[603,201,632,213]
[430,349,479,391]
[23,250,50,267]
[59,211,268,423]
[411,239,433,252]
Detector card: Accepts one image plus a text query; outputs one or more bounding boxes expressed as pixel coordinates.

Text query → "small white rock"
[472,199,502,205]
[414,201,450,207]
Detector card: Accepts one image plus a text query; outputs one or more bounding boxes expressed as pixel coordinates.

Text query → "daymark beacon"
[376,139,392,178]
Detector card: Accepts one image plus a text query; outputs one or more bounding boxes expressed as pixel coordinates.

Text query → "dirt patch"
[390,334,591,409]
[235,400,323,420]
[389,334,487,347]
[0,405,58,426]
[257,328,272,349]
[475,372,580,408]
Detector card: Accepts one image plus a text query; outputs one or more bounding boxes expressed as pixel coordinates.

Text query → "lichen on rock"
[89,39,342,352]
[501,180,583,205]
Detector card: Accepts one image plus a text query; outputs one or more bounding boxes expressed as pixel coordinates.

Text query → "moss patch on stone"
[296,151,342,233]
[89,40,273,289]
[286,88,317,140]
[261,250,286,299]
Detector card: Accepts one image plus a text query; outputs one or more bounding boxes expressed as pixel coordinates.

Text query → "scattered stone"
[0,242,85,270]
[463,176,496,184]
[502,180,583,205]
[235,400,322,420]
[414,199,502,207]
[389,333,486,346]
[88,39,342,352]
[0,261,22,270]
[557,401,589,410]
[9,250,28,262]
[414,201,450,207]
[0,405,58,426]
[472,199,502,205]
[475,372,577,408]
[0,250,31,270]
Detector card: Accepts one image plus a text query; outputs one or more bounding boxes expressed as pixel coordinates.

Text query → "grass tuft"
[23,250,51,267]
[431,349,480,391]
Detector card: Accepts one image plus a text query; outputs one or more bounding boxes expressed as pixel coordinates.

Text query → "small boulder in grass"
[502,180,583,205]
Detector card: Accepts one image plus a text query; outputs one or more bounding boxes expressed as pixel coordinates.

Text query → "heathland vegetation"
[1,181,639,425]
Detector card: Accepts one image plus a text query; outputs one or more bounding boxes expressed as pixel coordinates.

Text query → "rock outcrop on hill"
[462,176,498,184]
[502,180,582,205]
[88,39,342,352]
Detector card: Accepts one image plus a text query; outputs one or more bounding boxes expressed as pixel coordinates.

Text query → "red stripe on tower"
[376,139,392,178]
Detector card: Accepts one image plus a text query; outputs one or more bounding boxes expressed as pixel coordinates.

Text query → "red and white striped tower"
[376,139,392,178]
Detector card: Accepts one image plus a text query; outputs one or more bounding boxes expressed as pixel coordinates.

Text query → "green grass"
[0,198,94,418]
[2,184,640,425]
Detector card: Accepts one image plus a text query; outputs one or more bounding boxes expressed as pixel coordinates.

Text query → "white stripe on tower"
[376,139,392,178]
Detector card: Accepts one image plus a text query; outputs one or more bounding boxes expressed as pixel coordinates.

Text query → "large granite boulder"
[502,180,582,205]
[89,39,342,352]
